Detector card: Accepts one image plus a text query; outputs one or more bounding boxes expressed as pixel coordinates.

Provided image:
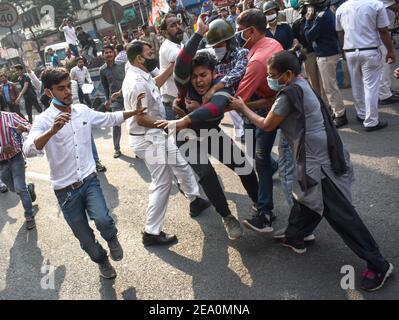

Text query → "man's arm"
[235,60,268,102]
[85,67,92,84]
[337,30,344,51]
[58,19,66,32]
[379,27,396,63]
[100,69,110,102]
[16,82,29,104]
[154,62,174,88]
[304,14,323,43]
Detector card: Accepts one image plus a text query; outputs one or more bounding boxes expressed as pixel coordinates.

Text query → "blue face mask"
[267,73,287,91]
[50,91,68,107]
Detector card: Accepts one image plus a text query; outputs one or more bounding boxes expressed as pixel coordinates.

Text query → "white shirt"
[159,39,181,101]
[336,0,390,49]
[122,65,165,136]
[70,66,92,87]
[62,26,78,45]
[23,104,124,190]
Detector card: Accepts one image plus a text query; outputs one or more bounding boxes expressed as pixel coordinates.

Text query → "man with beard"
[159,13,185,120]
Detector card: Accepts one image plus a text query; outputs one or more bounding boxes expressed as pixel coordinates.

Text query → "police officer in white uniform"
[378,0,399,104]
[336,0,396,131]
[122,40,210,246]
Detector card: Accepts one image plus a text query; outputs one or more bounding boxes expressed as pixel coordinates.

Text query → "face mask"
[214,47,227,61]
[235,27,252,48]
[290,0,300,10]
[267,73,287,91]
[266,13,278,22]
[142,57,158,72]
[49,90,68,107]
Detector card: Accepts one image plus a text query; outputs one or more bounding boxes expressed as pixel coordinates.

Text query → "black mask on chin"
[143,57,158,72]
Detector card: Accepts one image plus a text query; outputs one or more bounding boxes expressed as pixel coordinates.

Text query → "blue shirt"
[304,8,340,57]
[265,23,294,50]
[226,14,238,32]
[2,84,11,103]
[50,54,59,67]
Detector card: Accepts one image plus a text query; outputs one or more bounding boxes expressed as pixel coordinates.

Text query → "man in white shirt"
[336,0,396,131]
[70,56,93,108]
[59,18,79,57]
[159,13,185,120]
[23,68,143,279]
[122,41,210,246]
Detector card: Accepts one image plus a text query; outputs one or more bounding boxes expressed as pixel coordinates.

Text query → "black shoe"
[379,95,399,105]
[251,205,277,221]
[142,231,178,246]
[273,228,315,243]
[113,150,122,158]
[365,121,388,132]
[189,197,211,217]
[333,114,348,128]
[98,258,117,279]
[278,237,306,254]
[361,261,393,292]
[356,115,365,123]
[27,183,36,202]
[96,161,107,172]
[25,216,36,230]
[0,184,8,193]
[243,213,273,233]
[108,236,124,261]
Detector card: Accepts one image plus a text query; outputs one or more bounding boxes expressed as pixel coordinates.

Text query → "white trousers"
[228,111,244,138]
[345,49,383,127]
[317,54,346,117]
[130,130,201,235]
[378,45,393,101]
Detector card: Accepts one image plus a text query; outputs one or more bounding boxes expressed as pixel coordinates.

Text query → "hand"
[394,67,399,78]
[306,6,315,21]
[229,96,247,112]
[16,125,28,134]
[111,92,121,102]
[155,117,191,131]
[135,92,146,114]
[172,98,187,118]
[104,100,111,110]
[386,50,396,64]
[15,97,21,105]
[2,144,13,155]
[197,13,209,36]
[50,112,70,135]
[25,65,32,73]
[185,97,200,112]
[202,87,216,104]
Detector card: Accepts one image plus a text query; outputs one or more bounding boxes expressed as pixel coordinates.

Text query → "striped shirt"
[0,112,31,161]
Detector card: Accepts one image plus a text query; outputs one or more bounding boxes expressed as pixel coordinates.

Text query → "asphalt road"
[0,88,398,300]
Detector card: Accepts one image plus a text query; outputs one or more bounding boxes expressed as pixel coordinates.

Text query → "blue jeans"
[91,135,99,162]
[69,44,79,57]
[0,153,34,218]
[278,131,294,208]
[244,123,277,214]
[55,175,117,264]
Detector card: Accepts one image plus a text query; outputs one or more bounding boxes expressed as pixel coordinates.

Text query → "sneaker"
[251,205,277,221]
[96,161,107,173]
[360,261,393,292]
[278,237,306,254]
[113,150,122,158]
[365,121,388,132]
[107,236,124,261]
[25,216,36,230]
[189,197,211,217]
[243,213,273,233]
[27,183,36,202]
[98,258,117,279]
[0,184,8,193]
[222,215,243,240]
[273,228,315,243]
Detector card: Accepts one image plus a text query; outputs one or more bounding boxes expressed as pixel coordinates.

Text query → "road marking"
[26,171,50,182]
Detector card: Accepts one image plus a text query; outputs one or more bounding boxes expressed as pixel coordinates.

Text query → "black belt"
[55,172,97,193]
[344,47,378,52]
[129,133,145,136]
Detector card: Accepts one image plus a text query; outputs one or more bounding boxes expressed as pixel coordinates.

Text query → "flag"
[151,0,170,29]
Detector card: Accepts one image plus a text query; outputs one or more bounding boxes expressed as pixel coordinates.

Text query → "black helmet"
[206,19,235,47]
[308,0,330,7]
[263,1,279,14]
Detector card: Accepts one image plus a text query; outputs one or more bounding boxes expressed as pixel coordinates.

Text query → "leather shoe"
[190,197,211,217]
[379,95,399,105]
[333,114,348,128]
[365,121,388,132]
[142,231,178,246]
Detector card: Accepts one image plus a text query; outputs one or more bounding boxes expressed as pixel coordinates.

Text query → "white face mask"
[266,13,278,22]
[214,47,227,61]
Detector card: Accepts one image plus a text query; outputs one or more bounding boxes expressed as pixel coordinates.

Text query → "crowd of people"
[1,0,398,293]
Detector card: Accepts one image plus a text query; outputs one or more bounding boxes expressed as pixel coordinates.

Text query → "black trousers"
[285,176,386,273]
[24,96,42,123]
[78,85,92,108]
[177,128,259,217]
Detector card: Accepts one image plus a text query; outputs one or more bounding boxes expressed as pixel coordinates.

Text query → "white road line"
[26,171,50,182]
